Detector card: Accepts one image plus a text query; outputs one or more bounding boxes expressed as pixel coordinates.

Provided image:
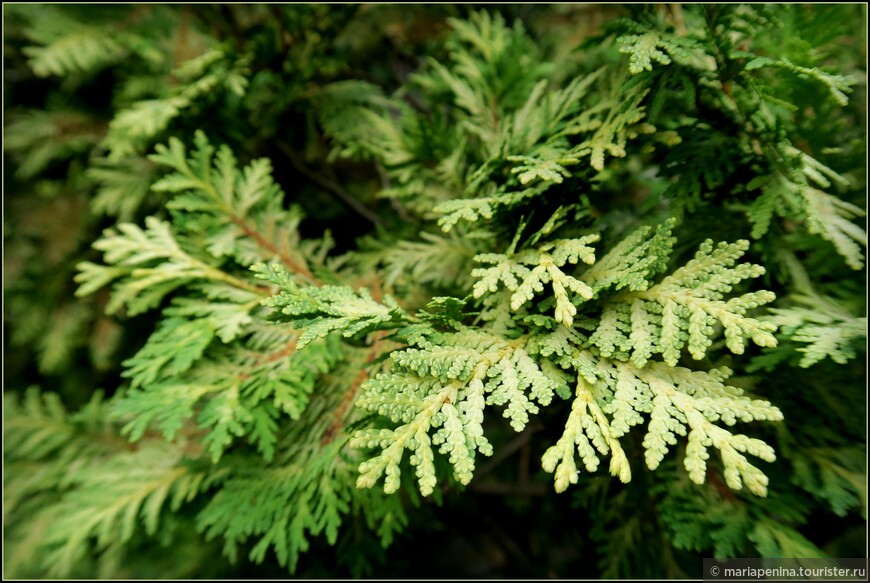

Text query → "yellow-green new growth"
[472,235,599,327]
[542,354,783,496]
[542,374,632,492]
[591,238,778,366]
[352,330,564,495]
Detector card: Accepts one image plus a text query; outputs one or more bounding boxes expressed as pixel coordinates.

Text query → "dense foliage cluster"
[4,5,866,578]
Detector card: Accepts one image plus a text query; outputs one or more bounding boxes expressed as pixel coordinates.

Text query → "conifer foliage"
[4,4,866,578]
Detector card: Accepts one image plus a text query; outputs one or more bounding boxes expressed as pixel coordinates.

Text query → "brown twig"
[474,422,543,481]
[237,336,300,382]
[706,467,739,502]
[518,442,531,485]
[277,142,383,226]
[322,330,388,444]
[670,4,687,36]
[227,215,319,285]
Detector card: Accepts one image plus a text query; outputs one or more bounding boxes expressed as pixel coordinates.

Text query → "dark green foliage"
[4,4,866,578]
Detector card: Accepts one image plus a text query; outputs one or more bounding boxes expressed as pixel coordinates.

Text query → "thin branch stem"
[278,142,384,227]
[474,422,542,481]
